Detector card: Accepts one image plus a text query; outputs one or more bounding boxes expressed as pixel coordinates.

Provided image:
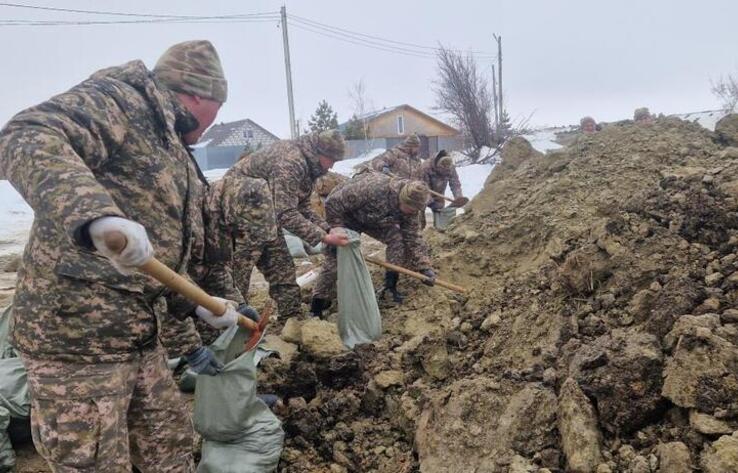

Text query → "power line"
[289,13,495,58]
[0,2,278,20]
[0,3,492,62]
[287,21,437,59]
[0,17,279,26]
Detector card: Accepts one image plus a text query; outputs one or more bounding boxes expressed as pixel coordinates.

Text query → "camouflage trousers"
[22,343,195,473]
[313,225,413,300]
[233,233,302,318]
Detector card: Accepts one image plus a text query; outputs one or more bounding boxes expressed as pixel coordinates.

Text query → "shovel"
[430,191,469,208]
[384,171,469,208]
[103,231,269,351]
[364,255,467,293]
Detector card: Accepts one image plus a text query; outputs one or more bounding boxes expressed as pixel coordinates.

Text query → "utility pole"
[280,6,297,139]
[491,63,499,138]
[494,34,503,128]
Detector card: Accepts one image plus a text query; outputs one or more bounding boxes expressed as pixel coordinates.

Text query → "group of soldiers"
[580,107,655,133]
[0,39,465,472]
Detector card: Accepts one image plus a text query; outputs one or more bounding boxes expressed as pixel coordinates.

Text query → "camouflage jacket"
[325,173,430,269]
[236,139,330,246]
[419,158,463,205]
[368,144,423,180]
[0,60,209,362]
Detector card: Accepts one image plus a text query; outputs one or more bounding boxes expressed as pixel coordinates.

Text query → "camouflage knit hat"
[404,134,421,148]
[313,130,346,161]
[399,180,429,212]
[154,40,228,103]
[580,116,596,126]
[437,155,454,170]
[634,107,651,121]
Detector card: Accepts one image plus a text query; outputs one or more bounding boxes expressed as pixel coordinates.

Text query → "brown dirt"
[265,117,738,472]
[14,116,738,472]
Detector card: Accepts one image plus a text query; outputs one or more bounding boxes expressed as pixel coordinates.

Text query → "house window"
[243,129,254,139]
[397,115,405,135]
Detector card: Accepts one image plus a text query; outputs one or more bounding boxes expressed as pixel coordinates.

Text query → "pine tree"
[308,100,339,133]
[342,114,365,140]
[497,109,512,139]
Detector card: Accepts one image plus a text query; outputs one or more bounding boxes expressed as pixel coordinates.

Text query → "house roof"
[197,119,279,147]
[339,104,459,134]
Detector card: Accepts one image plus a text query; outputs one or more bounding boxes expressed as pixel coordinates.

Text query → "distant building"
[192,119,279,170]
[340,104,462,159]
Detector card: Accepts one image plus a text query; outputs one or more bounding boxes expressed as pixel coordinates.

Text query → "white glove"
[195,297,240,330]
[88,216,154,275]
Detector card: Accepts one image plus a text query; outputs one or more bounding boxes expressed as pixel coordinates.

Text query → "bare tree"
[433,46,493,161]
[712,74,738,113]
[348,79,373,140]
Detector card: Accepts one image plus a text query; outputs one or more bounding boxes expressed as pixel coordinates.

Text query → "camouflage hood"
[90,60,199,137]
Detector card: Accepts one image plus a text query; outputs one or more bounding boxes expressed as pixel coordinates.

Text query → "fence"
[344,135,468,160]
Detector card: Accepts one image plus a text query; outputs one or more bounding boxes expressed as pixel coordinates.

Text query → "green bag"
[0,406,13,472]
[433,207,457,229]
[193,326,284,473]
[0,305,30,473]
[337,229,382,348]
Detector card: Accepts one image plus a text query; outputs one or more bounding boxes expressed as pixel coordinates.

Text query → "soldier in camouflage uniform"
[311,173,436,314]
[580,116,597,134]
[367,134,423,180]
[634,107,654,125]
[418,150,464,229]
[0,40,241,472]
[234,130,351,318]
[204,163,301,319]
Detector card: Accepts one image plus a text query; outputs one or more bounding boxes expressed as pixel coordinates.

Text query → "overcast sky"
[0,0,736,137]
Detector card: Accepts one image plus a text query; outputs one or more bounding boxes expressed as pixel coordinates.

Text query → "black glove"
[237,304,260,323]
[421,269,436,287]
[185,346,223,376]
[428,201,444,211]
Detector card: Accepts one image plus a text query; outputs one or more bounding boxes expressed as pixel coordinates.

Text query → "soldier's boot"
[382,271,405,304]
[309,297,331,318]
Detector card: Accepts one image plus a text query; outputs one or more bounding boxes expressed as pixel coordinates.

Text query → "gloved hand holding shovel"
[89,217,269,351]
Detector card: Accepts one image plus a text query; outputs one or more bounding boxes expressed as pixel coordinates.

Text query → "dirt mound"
[262,117,738,472]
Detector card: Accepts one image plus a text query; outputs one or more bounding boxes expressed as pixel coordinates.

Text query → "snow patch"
[522,128,565,153]
[333,148,385,177]
[672,109,727,131]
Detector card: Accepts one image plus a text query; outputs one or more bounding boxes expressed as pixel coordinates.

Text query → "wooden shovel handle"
[364,255,467,293]
[104,231,258,331]
[385,170,460,204]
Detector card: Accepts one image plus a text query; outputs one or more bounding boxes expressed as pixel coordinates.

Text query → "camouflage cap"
[313,130,346,161]
[153,40,227,103]
[633,107,651,121]
[399,180,430,212]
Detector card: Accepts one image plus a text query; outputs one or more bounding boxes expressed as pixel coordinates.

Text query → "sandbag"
[284,229,323,258]
[0,306,15,359]
[0,407,12,472]
[337,229,382,348]
[177,345,276,394]
[0,306,30,472]
[193,326,284,473]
